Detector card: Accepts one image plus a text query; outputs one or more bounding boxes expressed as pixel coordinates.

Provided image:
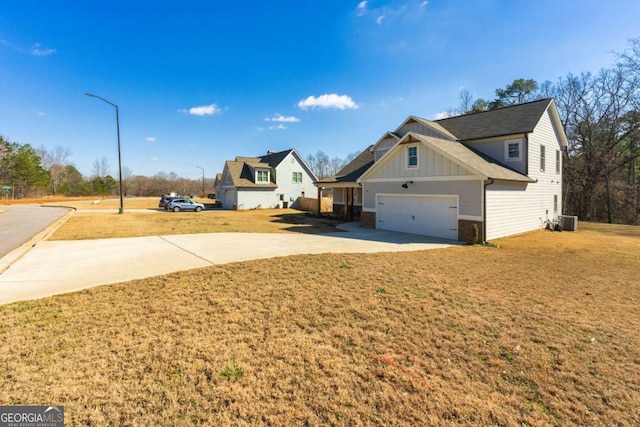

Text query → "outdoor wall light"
[401,180,414,189]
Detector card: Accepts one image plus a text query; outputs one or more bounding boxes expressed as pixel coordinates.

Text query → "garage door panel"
[377,195,458,240]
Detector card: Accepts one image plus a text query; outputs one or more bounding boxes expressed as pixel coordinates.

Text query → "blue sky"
[1,0,639,181]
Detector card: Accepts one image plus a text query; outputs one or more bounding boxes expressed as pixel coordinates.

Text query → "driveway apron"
[0,225,457,305]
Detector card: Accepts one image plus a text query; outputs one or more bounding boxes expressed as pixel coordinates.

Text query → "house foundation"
[458,219,484,244]
[360,211,376,229]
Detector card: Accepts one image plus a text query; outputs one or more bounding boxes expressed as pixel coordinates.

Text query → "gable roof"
[435,98,554,141]
[371,131,400,152]
[222,158,277,189]
[258,149,294,167]
[395,116,458,141]
[359,132,534,183]
[316,145,374,185]
[221,148,317,188]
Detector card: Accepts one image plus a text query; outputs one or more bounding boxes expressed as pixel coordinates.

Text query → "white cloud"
[269,124,287,130]
[433,111,450,120]
[37,112,46,116]
[145,137,156,142]
[357,1,367,15]
[376,15,385,25]
[150,157,163,162]
[178,103,221,116]
[420,1,429,7]
[265,113,300,123]
[31,43,56,56]
[297,94,359,110]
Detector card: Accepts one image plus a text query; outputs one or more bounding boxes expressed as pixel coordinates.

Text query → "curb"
[0,207,75,275]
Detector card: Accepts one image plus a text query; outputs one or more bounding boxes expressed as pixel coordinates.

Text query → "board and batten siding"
[485,108,563,240]
[363,179,482,218]
[368,143,474,181]
[395,119,456,140]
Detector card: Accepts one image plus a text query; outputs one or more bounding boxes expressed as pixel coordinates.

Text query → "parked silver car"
[166,198,205,212]
[159,195,182,209]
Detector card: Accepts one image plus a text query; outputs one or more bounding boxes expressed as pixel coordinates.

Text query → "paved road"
[0,205,71,258]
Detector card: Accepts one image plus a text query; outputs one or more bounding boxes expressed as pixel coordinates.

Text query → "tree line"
[0,137,209,199]
[449,38,640,225]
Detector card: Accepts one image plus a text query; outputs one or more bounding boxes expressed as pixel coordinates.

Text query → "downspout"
[524,134,529,176]
[483,178,495,245]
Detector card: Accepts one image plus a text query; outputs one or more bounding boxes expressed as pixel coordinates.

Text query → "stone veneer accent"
[360,211,376,229]
[458,219,484,244]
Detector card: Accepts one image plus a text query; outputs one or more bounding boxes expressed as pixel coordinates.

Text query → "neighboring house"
[323,98,567,242]
[215,149,317,210]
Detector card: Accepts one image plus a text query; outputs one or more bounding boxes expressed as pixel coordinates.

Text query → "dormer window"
[505,139,522,162]
[256,170,269,184]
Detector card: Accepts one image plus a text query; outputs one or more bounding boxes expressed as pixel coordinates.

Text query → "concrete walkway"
[0,223,459,305]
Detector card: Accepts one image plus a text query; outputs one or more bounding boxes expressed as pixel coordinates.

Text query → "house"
[315,145,374,220]
[322,98,567,242]
[215,149,317,210]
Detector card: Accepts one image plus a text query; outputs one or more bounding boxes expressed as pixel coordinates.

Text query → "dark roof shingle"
[435,98,552,141]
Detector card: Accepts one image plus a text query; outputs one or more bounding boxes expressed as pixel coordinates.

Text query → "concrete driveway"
[0,223,459,305]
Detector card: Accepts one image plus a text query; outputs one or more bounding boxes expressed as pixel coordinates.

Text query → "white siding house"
[356,99,568,242]
[216,149,317,210]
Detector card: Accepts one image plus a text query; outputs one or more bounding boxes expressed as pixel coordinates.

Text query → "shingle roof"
[316,145,374,185]
[406,133,534,182]
[224,159,277,189]
[435,98,553,141]
[259,149,294,167]
[222,149,302,188]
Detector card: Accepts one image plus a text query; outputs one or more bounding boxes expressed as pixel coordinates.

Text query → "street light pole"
[85,93,124,214]
[196,166,205,198]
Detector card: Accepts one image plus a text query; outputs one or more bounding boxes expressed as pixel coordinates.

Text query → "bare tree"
[37,145,72,194]
[458,88,474,114]
[306,151,330,179]
[92,156,110,178]
[553,67,638,223]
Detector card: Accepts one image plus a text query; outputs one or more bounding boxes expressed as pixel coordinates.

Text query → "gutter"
[483,178,495,245]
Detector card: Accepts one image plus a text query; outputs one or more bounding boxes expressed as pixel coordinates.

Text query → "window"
[407,146,418,168]
[554,195,558,214]
[256,170,269,184]
[292,172,302,183]
[505,139,522,161]
[555,150,560,174]
[540,145,546,172]
[354,187,362,204]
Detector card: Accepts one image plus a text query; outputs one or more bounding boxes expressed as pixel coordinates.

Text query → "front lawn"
[1,223,639,425]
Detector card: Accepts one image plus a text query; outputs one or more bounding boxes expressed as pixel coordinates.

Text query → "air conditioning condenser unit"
[560,215,578,231]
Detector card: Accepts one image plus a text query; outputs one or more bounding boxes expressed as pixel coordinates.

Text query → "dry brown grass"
[1,223,639,425]
[49,205,342,240]
[50,210,341,239]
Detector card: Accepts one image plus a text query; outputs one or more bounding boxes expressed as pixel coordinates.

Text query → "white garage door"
[377,195,458,240]
[223,190,235,209]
